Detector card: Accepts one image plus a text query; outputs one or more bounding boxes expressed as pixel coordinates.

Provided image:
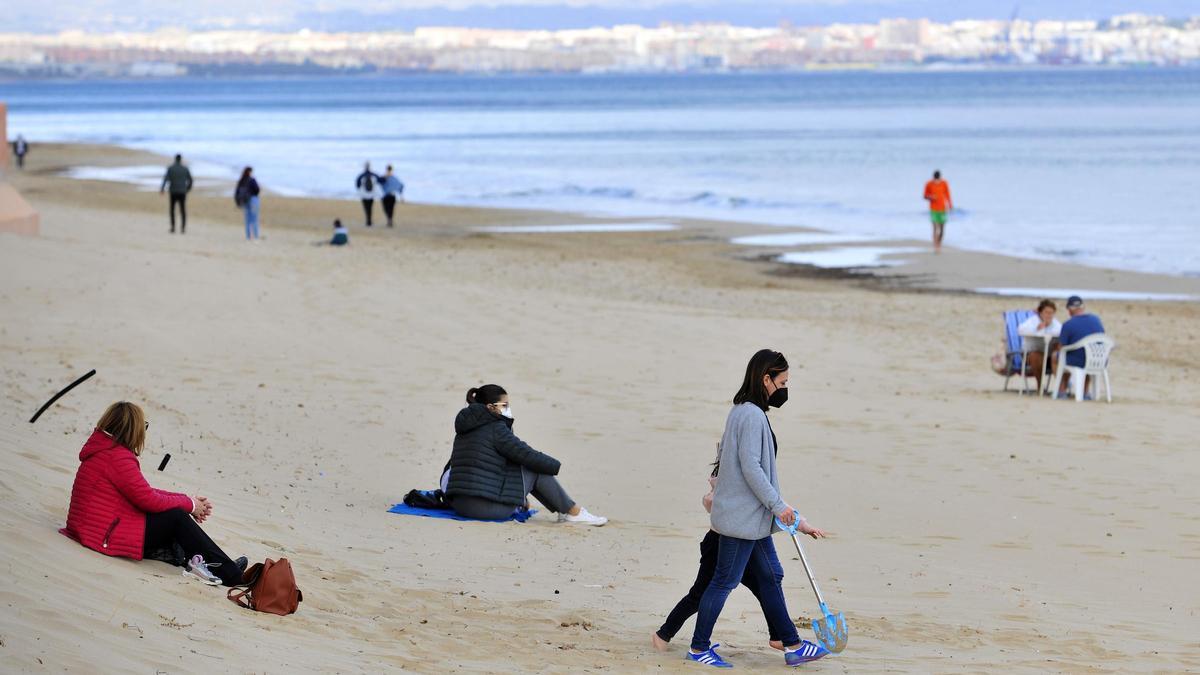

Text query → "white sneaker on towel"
[559,508,607,526]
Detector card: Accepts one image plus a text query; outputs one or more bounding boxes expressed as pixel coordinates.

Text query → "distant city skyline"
[3,13,1196,79]
[6,0,1199,34]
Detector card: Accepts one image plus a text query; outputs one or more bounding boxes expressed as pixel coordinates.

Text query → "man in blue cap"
[1056,295,1105,397]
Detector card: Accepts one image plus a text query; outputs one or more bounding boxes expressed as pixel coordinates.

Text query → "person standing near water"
[12,134,29,169]
[160,154,193,234]
[923,170,953,253]
[686,349,829,668]
[355,163,382,227]
[235,167,261,241]
[381,165,405,228]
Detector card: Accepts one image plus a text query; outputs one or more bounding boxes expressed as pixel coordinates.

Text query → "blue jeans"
[690,534,800,652]
[243,196,260,239]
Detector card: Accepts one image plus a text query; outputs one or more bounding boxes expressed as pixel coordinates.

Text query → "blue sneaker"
[784,640,830,666]
[686,644,733,668]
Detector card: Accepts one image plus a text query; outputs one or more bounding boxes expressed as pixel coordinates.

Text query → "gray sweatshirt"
[710,402,794,540]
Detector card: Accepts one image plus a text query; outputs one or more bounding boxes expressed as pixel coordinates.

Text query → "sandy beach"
[1,144,1198,672]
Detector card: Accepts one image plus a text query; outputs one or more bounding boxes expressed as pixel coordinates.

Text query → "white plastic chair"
[1049,334,1115,402]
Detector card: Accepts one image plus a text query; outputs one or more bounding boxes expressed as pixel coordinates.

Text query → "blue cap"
[1066,295,1083,308]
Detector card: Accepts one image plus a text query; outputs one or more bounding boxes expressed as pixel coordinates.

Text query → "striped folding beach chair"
[1002,309,1036,393]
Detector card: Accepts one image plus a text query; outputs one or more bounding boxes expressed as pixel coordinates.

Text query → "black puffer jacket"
[447,403,561,506]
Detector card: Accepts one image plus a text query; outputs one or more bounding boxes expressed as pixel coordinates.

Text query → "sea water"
[5,70,1199,275]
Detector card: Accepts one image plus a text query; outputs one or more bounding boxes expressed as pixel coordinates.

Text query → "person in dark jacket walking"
[446,384,607,525]
[355,162,382,227]
[12,134,29,169]
[160,154,194,234]
[235,166,261,241]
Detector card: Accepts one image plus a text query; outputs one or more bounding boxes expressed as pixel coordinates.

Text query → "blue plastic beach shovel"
[776,517,848,653]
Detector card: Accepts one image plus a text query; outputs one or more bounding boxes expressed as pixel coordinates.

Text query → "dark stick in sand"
[29,369,97,423]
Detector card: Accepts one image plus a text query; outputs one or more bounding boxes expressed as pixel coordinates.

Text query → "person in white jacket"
[1018,299,1062,391]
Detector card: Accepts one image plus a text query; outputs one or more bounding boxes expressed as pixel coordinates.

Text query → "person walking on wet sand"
[235,167,261,241]
[923,170,952,253]
[12,134,29,169]
[356,162,382,227]
[380,165,405,228]
[160,154,193,234]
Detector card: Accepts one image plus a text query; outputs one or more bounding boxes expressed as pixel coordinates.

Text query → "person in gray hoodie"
[685,349,829,669]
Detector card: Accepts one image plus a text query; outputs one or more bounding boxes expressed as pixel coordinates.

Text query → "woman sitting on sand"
[446,384,607,526]
[685,349,829,668]
[60,401,247,586]
[1017,298,1062,391]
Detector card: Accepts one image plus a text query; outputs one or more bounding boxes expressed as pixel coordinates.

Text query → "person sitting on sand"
[652,454,788,654]
[1056,295,1105,398]
[446,384,607,525]
[686,349,829,668]
[330,219,349,246]
[60,401,247,586]
[1017,298,1062,392]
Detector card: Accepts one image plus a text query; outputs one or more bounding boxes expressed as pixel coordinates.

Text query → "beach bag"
[227,558,303,616]
[403,488,450,510]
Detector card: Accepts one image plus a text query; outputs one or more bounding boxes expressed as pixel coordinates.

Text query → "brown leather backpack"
[227,558,303,616]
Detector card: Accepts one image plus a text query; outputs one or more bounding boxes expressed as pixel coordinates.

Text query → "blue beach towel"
[387,502,536,523]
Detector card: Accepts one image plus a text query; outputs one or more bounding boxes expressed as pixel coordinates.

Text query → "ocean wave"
[468,184,846,213]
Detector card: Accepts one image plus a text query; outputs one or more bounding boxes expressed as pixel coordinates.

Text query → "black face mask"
[767,386,788,408]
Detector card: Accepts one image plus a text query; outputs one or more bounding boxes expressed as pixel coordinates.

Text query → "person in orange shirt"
[923,170,952,252]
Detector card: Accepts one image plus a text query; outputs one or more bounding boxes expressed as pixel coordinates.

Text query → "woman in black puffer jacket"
[447,384,607,526]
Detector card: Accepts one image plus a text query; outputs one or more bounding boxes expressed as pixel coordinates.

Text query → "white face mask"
[500,406,514,419]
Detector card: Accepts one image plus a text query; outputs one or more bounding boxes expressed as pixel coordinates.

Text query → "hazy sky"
[9,0,1198,33]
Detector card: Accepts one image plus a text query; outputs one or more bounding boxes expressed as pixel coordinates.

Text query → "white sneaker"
[183,554,222,585]
[560,507,607,526]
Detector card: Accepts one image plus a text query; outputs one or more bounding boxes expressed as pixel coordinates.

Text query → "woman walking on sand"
[685,349,829,668]
[235,167,261,241]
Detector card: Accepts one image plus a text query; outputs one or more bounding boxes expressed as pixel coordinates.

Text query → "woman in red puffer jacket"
[61,401,246,586]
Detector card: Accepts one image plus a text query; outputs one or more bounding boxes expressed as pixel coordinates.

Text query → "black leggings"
[169,193,187,232]
[656,530,782,643]
[382,194,397,223]
[361,198,374,225]
[143,509,240,586]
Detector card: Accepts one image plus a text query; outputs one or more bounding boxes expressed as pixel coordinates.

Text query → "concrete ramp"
[0,182,40,236]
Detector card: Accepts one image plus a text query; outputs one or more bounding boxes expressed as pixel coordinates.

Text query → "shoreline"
[17,141,1200,303]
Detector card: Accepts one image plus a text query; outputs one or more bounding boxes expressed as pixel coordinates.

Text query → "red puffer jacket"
[60,428,193,560]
